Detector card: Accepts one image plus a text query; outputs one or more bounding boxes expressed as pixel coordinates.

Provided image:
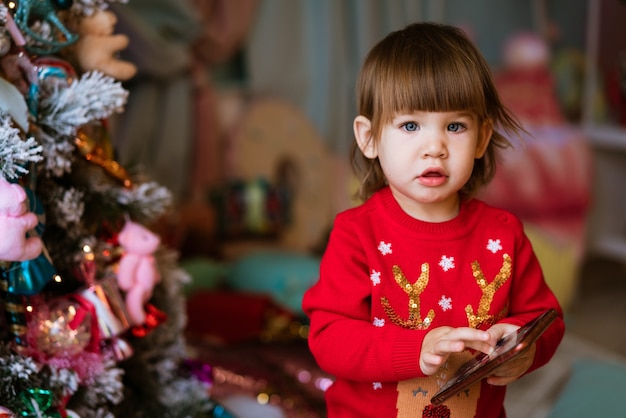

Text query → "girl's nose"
[421,132,447,158]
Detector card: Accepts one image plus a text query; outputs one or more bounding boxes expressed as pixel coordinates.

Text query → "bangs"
[378,49,489,124]
[357,23,495,137]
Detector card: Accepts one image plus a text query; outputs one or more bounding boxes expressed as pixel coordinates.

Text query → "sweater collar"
[376,186,481,236]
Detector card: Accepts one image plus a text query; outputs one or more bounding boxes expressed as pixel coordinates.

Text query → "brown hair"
[351,22,523,201]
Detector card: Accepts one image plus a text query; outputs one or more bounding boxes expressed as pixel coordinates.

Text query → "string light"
[256,393,269,405]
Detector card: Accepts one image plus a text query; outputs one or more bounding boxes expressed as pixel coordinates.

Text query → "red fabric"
[481,127,590,218]
[479,125,592,251]
[302,187,564,417]
[494,67,565,126]
[186,291,289,345]
[490,63,592,252]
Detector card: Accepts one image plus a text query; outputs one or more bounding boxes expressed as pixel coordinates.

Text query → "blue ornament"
[51,0,73,10]
[212,404,236,418]
[30,56,78,117]
[4,249,57,295]
[14,0,79,54]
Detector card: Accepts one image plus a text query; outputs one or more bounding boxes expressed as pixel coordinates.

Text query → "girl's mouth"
[419,167,446,177]
[418,169,447,186]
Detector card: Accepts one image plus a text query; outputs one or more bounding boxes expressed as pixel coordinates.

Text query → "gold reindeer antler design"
[381,264,435,330]
[465,254,511,329]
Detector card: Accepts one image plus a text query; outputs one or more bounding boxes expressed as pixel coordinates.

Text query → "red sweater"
[302,187,564,417]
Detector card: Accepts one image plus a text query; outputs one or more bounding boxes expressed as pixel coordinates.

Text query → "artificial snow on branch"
[32,126,75,177]
[51,187,86,231]
[38,71,128,138]
[116,182,173,222]
[0,112,43,179]
[0,342,81,413]
[70,0,129,17]
[71,358,124,410]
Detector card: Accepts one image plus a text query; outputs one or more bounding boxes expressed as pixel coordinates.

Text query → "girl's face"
[354,110,492,222]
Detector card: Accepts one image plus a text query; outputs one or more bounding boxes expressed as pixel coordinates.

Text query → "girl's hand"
[420,326,493,375]
[485,322,536,386]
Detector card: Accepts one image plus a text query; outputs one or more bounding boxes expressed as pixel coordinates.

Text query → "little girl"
[302,22,564,417]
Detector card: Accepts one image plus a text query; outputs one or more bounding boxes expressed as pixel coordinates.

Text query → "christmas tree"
[0,1,212,416]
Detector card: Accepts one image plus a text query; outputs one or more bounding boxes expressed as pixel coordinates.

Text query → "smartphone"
[430,308,558,405]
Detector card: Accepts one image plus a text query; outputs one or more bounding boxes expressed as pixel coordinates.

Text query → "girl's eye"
[447,123,465,132]
[402,122,418,132]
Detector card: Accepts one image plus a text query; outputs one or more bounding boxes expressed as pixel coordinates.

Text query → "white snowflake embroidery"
[439,295,452,311]
[438,255,455,271]
[378,241,392,255]
[373,382,382,390]
[373,317,385,327]
[487,239,503,253]
[370,269,381,286]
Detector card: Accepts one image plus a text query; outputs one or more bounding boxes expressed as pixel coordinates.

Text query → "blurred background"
[106,0,626,416]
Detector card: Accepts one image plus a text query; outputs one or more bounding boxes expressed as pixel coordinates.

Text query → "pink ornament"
[503,32,550,70]
[0,177,43,262]
[116,219,161,326]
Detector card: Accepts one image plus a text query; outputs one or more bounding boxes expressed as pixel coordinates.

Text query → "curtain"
[244,0,443,155]
[110,0,201,203]
[110,0,258,203]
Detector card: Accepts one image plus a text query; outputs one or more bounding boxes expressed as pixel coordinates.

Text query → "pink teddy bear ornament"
[116,219,161,326]
[0,176,43,262]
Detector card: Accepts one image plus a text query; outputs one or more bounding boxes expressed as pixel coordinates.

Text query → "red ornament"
[130,303,167,337]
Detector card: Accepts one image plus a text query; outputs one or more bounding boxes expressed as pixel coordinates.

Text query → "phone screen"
[430,308,557,405]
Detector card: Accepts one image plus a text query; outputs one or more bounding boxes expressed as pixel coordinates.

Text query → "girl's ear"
[354,115,377,159]
[474,120,493,158]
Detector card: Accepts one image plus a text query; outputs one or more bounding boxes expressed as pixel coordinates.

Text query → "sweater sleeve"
[302,214,427,382]
[499,222,565,373]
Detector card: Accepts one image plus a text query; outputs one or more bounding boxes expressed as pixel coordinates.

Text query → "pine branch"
[0,113,43,179]
[115,181,173,222]
[0,343,82,413]
[51,187,86,229]
[32,126,75,177]
[38,71,128,138]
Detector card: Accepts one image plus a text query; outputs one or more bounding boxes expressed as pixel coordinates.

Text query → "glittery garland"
[0,273,28,349]
[189,340,330,418]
